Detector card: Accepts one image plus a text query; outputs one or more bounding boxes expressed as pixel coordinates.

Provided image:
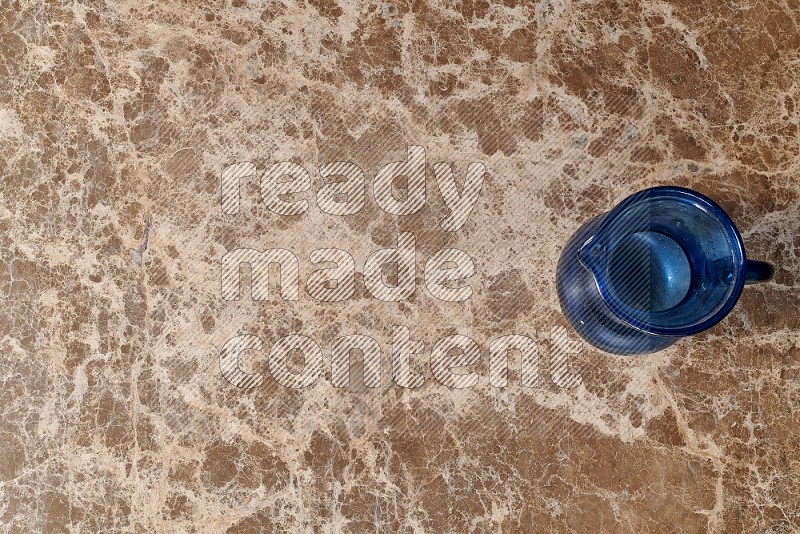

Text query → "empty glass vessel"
[556,186,773,355]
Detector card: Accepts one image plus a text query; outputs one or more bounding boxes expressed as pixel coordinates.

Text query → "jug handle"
[745,260,774,285]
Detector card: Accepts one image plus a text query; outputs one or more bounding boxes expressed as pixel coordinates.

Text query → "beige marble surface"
[1,0,799,532]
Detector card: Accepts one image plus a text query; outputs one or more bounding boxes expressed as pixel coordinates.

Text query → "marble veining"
[0,0,798,532]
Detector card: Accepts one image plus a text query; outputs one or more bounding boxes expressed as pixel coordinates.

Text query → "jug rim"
[583,186,747,336]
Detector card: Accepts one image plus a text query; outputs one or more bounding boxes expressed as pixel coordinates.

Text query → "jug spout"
[577,237,606,284]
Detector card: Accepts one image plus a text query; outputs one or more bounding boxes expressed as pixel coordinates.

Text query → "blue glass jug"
[556,186,773,355]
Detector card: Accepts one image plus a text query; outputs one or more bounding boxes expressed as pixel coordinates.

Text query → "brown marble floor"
[1,0,799,532]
